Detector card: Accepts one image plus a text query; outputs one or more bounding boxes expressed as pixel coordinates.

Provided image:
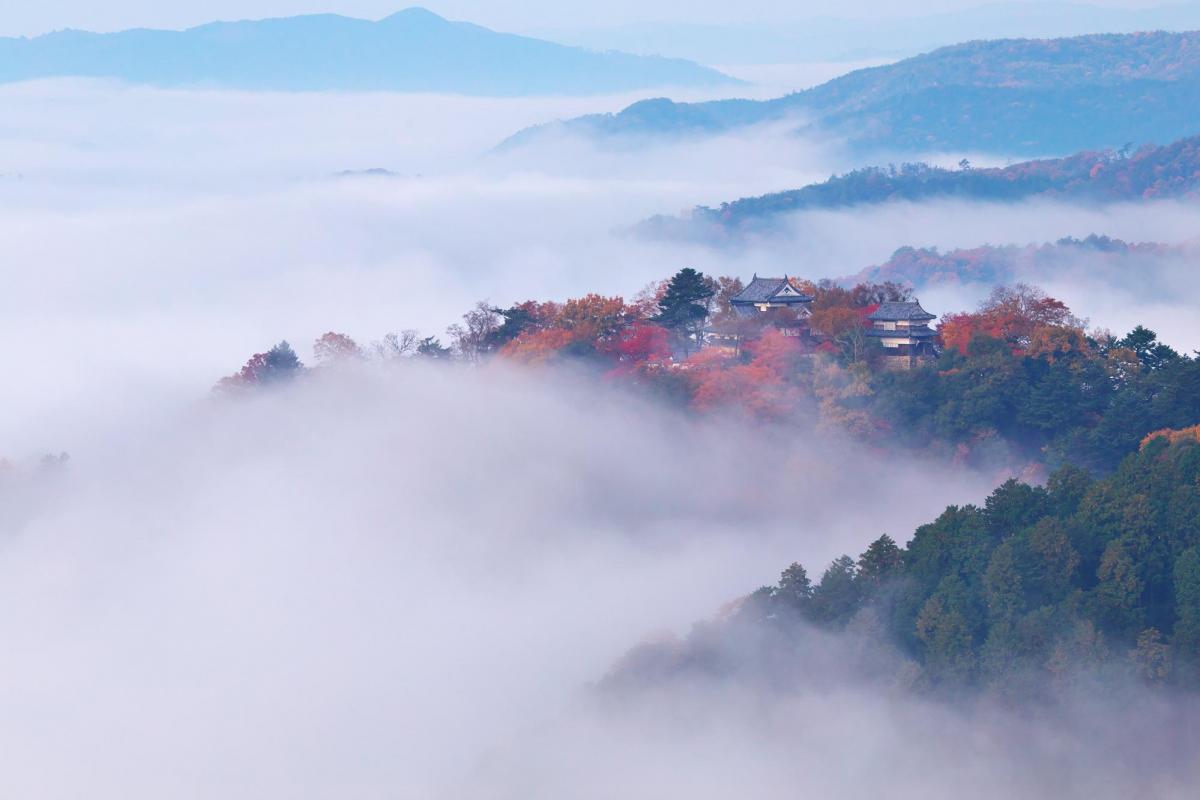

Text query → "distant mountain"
[504,31,1200,155]
[844,235,1193,297]
[0,7,735,95]
[534,1,1200,64]
[640,134,1200,240]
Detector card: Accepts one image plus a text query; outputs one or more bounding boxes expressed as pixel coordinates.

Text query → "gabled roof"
[730,276,815,304]
[869,301,936,321]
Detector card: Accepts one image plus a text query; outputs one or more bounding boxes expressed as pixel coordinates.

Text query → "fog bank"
[0,365,996,798]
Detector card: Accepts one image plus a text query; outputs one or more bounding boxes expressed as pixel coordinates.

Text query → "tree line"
[215,270,1198,478]
[610,432,1200,697]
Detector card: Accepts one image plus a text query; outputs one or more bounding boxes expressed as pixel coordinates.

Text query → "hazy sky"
[0,0,1176,37]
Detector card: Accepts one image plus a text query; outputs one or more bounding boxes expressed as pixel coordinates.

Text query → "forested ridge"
[219,274,1199,477]
[210,259,1200,699]
[45,257,1200,702]
[847,235,1188,290]
[642,134,1200,239]
[611,431,1200,695]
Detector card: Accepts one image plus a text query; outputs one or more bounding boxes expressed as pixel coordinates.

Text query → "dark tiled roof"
[731,276,814,304]
[869,301,936,321]
[866,325,938,338]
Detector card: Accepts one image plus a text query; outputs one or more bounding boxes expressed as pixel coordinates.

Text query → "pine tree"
[653,267,714,356]
[857,534,903,588]
[262,341,303,383]
[811,555,861,626]
[777,562,813,609]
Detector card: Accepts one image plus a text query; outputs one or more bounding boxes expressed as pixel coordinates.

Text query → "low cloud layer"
[0,365,998,798]
[0,81,839,453]
[3,366,1194,798]
[4,80,1199,457]
[2,76,1199,798]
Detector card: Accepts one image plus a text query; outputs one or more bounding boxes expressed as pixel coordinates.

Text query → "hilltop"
[0,7,734,95]
[505,31,1200,155]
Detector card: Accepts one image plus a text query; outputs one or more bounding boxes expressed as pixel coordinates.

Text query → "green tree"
[857,535,904,589]
[983,542,1023,623]
[1018,359,1085,433]
[263,340,302,381]
[777,562,813,610]
[984,479,1049,539]
[916,593,976,685]
[1173,546,1200,683]
[653,267,714,356]
[810,556,861,626]
[1045,464,1093,518]
[416,336,452,359]
[1095,540,1145,637]
[1026,517,1081,605]
[1117,326,1180,371]
[1131,628,1171,685]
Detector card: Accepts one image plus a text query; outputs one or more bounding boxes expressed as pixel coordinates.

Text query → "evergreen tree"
[1173,547,1200,684]
[857,535,903,588]
[262,341,303,383]
[1118,326,1180,371]
[811,555,861,626]
[653,267,714,356]
[777,562,813,609]
[416,336,452,359]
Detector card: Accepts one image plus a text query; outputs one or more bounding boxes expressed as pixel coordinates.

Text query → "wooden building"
[865,301,939,368]
[729,276,815,318]
[702,275,816,350]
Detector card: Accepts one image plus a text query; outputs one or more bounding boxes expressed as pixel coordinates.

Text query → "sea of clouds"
[2,75,1199,798]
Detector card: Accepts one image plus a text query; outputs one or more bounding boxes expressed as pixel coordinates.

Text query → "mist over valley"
[3,4,1200,798]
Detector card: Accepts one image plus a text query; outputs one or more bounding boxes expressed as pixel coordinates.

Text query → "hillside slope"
[640,134,1200,239]
[846,236,1194,292]
[505,31,1200,154]
[608,434,1200,696]
[0,7,734,95]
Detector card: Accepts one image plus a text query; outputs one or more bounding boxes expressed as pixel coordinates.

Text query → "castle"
[721,276,940,368]
[864,301,940,369]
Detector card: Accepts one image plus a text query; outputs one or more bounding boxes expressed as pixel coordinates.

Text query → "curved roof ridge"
[869,300,937,321]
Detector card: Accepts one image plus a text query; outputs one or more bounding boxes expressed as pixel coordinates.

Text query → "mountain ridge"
[533,1,1200,64]
[503,30,1200,154]
[0,7,736,95]
[637,132,1200,240]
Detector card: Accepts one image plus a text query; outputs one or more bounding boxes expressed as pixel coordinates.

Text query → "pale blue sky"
[0,0,1174,37]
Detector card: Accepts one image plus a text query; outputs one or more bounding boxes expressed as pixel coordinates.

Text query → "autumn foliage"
[212,265,1199,479]
[215,341,303,391]
[313,332,363,363]
[603,321,672,364]
[687,331,805,419]
[939,284,1086,356]
[1141,425,1200,450]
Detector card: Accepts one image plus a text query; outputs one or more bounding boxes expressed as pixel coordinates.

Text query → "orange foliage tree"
[1141,425,1200,449]
[500,328,579,365]
[686,331,805,419]
[602,321,672,364]
[557,294,630,340]
[313,332,362,363]
[940,284,1085,355]
[496,294,634,363]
